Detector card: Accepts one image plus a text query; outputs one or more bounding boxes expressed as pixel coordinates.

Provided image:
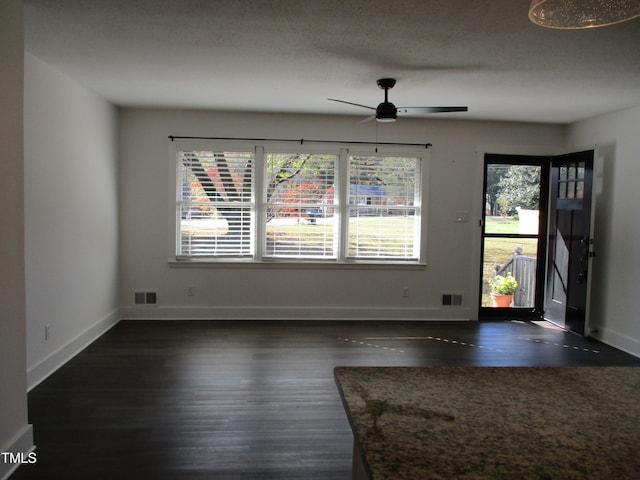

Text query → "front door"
[545,150,595,335]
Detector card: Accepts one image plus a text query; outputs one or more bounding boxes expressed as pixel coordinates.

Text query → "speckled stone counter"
[334,366,640,480]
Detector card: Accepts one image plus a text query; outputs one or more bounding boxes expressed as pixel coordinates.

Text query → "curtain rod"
[168,135,432,149]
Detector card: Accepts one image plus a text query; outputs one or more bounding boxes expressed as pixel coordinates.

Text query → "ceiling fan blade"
[328,98,376,110]
[398,106,468,115]
[359,115,376,123]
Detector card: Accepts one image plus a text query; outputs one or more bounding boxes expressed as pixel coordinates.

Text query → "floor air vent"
[134,290,158,305]
[442,292,463,307]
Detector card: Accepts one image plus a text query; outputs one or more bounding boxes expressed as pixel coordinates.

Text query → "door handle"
[577,271,587,283]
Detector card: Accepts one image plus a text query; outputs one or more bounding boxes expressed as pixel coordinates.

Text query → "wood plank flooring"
[12,320,640,480]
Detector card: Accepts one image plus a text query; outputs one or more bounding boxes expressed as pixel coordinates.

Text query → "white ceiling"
[23,0,640,124]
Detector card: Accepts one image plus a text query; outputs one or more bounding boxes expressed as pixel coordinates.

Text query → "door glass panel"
[482,238,539,307]
[567,180,575,199]
[485,165,541,234]
[482,162,542,310]
[560,166,568,180]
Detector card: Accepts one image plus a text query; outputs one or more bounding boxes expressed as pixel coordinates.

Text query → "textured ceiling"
[23,0,640,124]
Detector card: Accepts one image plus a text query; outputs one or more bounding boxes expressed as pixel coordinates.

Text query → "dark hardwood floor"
[12,320,640,480]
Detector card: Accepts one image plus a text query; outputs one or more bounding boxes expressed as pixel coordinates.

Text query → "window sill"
[168,259,427,270]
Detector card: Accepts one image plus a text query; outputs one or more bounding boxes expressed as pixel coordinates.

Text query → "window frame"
[170,139,429,267]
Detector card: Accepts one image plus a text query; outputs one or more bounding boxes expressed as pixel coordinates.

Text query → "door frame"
[472,146,559,321]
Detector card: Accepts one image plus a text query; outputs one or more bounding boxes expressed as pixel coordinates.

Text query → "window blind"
[175,145,424,263]
[348,155,420,260]
[177,150,255,257]
[264,153,337,259]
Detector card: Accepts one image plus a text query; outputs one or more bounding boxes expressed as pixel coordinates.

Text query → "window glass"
[265,153,337,259]
[177,150,254,257]
[348,155,420,260]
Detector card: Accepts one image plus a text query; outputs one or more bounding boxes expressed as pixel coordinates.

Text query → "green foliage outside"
[495,165,540,216]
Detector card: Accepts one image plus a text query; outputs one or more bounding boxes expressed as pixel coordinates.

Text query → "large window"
[175,143,424,264]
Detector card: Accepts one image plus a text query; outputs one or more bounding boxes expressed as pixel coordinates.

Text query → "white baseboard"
[27,309,120,391]
[591,325,640,358]
[0,425,34,480]
[119,305,473,321]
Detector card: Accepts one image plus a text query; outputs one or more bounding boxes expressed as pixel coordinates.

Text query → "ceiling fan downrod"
[376,78,398,122]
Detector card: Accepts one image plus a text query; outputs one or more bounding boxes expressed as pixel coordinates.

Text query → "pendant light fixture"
[529,0,640,29]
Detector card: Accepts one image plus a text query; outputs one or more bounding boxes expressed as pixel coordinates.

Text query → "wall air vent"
[133,290,158,306]
[442,292,463,307]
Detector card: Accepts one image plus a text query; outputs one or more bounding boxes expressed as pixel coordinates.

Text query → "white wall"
[23,53,120,388]
[567,105,640,356]
[0,2,33,478]
[118,108,565,321]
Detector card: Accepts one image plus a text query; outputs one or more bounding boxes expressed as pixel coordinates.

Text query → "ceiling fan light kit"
[528,0,640,29]
[329,78,468,123]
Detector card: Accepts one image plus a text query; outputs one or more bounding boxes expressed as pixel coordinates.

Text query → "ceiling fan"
[329,78,468,122]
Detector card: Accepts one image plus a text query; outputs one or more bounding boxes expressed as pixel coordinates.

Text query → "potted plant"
[490,273,518,307]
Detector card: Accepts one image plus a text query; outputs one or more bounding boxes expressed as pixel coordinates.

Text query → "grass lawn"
[265,216,417,256]
[484,216,519,234]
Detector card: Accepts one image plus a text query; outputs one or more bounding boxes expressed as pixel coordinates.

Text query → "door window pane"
[482,238,538,308]
[559,181,567,199]
[484,165,541,235]
[482,161,542,309]
[560,166,568,180]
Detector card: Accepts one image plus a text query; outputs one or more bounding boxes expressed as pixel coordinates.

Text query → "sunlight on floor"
[531,320,566,331]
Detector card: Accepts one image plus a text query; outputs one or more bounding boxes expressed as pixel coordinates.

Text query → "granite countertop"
[334,366,640,480]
